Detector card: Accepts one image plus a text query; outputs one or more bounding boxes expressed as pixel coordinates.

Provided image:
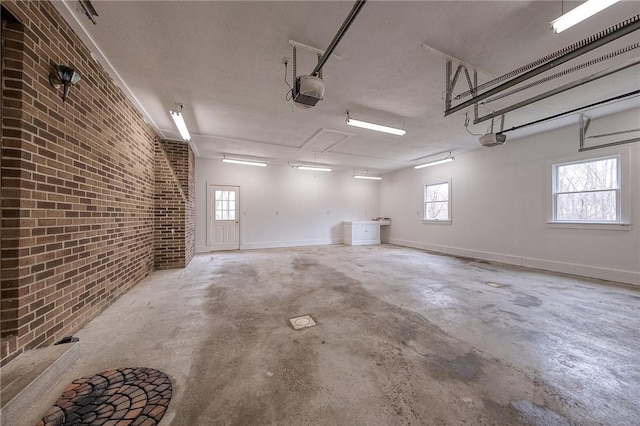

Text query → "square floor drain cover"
[289,315,316,330]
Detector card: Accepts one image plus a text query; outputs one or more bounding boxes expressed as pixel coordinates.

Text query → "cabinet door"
[355,224,379,241]
[354,224,369,241]
[367,224,380,240]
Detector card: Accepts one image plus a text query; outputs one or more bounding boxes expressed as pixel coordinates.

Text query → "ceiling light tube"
[297,166,332,172]
[354,175,382,180]
[222,158,267,167]
[346,116,406,136]
[414,157,454,169]
[550,0,619,33]
[170,110,191,141]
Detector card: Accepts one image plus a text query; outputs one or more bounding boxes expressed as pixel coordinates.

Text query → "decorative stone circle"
[37,367,172,426]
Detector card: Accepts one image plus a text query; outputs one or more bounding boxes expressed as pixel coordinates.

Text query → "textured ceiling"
[53,1,640,173]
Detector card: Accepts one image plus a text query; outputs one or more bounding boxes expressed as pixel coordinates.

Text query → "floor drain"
[289,315,317,330]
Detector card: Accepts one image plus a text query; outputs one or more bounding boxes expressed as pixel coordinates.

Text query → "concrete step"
[0,342,79,425]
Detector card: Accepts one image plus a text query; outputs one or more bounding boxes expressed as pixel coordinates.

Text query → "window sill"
[423,219,452,224]
[547,222,631,231]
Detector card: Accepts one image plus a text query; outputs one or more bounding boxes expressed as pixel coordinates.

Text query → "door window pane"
[214,190,237,221]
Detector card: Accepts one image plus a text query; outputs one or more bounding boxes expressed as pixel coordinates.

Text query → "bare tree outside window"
[554,157,619,222]
[424,182,450,221]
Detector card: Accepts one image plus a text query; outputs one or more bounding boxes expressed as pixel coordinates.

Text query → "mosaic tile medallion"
[37,367,171,426]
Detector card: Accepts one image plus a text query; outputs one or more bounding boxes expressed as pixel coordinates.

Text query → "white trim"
[424,179,452,222]
[240,239,342,250]
[550,153,627,224]
[207,184,240,251]
[546,222,631,231]
[389,238,639,286]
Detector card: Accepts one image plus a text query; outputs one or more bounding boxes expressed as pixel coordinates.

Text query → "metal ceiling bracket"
[579,111,640,152]
[445,59,477,113]
[444,14,640,117]
[579,114,591,149]
[474,56,640,124]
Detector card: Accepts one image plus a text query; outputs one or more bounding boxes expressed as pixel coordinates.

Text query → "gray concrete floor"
[25,245,640,425]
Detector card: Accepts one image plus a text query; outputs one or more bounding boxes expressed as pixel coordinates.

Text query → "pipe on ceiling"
[500,89,640,135]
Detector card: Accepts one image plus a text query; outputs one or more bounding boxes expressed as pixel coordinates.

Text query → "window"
[214,190,236,220]
[424,181,451,221]
[552,156,620,222]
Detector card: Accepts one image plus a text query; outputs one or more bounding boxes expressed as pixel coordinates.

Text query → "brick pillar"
[153,140,194,269]
[1,14,31,364]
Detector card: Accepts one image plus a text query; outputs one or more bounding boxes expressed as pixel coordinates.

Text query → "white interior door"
[208,185,240,251]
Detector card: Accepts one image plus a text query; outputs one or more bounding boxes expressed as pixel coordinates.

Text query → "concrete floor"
[25,245,640,425]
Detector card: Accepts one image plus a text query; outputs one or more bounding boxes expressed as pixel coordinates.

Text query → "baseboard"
[389,238,639,286]
[241,239,342,250]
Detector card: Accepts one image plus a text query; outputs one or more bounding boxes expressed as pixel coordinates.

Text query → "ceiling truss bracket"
[443,14,640,119]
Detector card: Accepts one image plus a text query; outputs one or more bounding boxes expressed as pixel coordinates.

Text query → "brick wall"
[154,140,194,269]
[1,0,183,366]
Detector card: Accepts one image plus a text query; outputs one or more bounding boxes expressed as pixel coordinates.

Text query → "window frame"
[550,154,625,225]
[423,179,452,223]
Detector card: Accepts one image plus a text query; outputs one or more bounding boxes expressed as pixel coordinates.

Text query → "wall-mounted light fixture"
[346,111,406,136]
[550,0,619,33]
[222,157,267,167]
[170,105,191,141]
[79,0,99,25]
[49,64,81,102]
[297,165,332,172]
[414,153,455,169]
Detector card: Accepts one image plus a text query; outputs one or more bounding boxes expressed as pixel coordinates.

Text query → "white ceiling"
[54,1,640,173]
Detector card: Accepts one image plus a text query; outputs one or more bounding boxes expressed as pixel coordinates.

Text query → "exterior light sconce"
[49,64,82,102]
[79,0,99,25]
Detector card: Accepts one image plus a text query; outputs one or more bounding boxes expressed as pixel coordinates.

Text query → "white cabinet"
[343,221,381,245]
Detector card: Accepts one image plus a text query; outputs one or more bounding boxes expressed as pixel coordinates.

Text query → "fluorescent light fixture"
[354,175,382,180]
[170,110,191,141]
[414,157,454,169]
[222,158,267,167]
[346,113,406,136]
[550,0,619,33]
[297,166,332,172]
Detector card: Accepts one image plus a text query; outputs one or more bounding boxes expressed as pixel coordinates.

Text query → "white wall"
[380,109,640,285]
[195,159,380,251]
